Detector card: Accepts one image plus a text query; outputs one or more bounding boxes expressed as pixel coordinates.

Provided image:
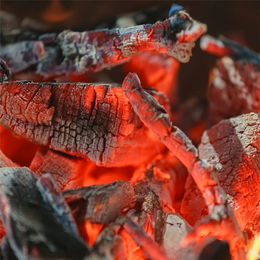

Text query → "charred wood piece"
[123,218,170,260]
[0,60,11,82]
[122,72,246,260]
[36,173,80,238]
[0,78,167,166]
[0,41,45,75]
[200,35,260,125]
[182,112,260,236]
[200,35,260,63]
[0,7,206,79]
[63,181,134,224]
[0,167,91,259]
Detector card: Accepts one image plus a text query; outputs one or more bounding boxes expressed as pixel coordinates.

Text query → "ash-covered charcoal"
[200,35,260,126]
[131,160,185,244]
[133,164,176,213]
[181,112,260,236]
[200,35,260,62]
[122,73,246,259]
[36,173,80,238]
[123,219,170,260]
[162,213,198,260]
[0,41,45,74]
[0,79,166,166]
[93,218,129,260]
[62,181,134,224]
[1,5,206,79]
[0,167,91,259]
[136,189,165,244]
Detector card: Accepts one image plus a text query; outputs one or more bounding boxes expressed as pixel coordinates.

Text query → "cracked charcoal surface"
[209,58,260,126]
[181,112,260,234]
[30,149,90,191]
[0,81,164,166]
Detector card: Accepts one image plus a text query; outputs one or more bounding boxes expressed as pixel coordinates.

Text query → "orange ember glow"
[1,3,259,259]
[42,0,74,23]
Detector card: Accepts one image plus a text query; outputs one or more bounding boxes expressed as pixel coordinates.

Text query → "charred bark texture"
[181,112,260,235]
[0,81,164,166]
[209,58,260,126]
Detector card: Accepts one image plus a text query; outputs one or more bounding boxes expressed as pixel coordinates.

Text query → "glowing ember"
[0,3,259,260]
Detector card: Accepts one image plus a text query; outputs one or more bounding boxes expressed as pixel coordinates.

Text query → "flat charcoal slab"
[181,112,260,235]
[0,81,164,166]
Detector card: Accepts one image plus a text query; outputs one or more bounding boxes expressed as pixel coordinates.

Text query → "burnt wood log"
[0,81,166,166]
[181,112,260,236]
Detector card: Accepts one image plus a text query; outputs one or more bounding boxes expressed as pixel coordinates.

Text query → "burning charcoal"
[0,78,167,166]
[162,213,198,260]
[200,35,260,62]
[94,218,129,260]
[132,162,181,244]
[133,164,177,213]
[0,167,91,259]
[200,35,260,125]
[30,148,135,191]
[1,6,206,79]
[30,149,90,191]
[182,112,260,238]
[135,188,165,244]
[0,41,45,74]
[123,219,170,260]
[122,73,246,259]
[63,181,134,224]
[36,173,80,238]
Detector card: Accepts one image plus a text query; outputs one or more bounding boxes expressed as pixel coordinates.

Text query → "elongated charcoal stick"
[122,73,246,259]
[1,9,206,78]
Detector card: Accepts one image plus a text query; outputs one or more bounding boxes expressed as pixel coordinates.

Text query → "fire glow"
[0,2,260,260]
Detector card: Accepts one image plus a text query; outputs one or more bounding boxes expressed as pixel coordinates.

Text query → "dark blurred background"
[1,0,260,102]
